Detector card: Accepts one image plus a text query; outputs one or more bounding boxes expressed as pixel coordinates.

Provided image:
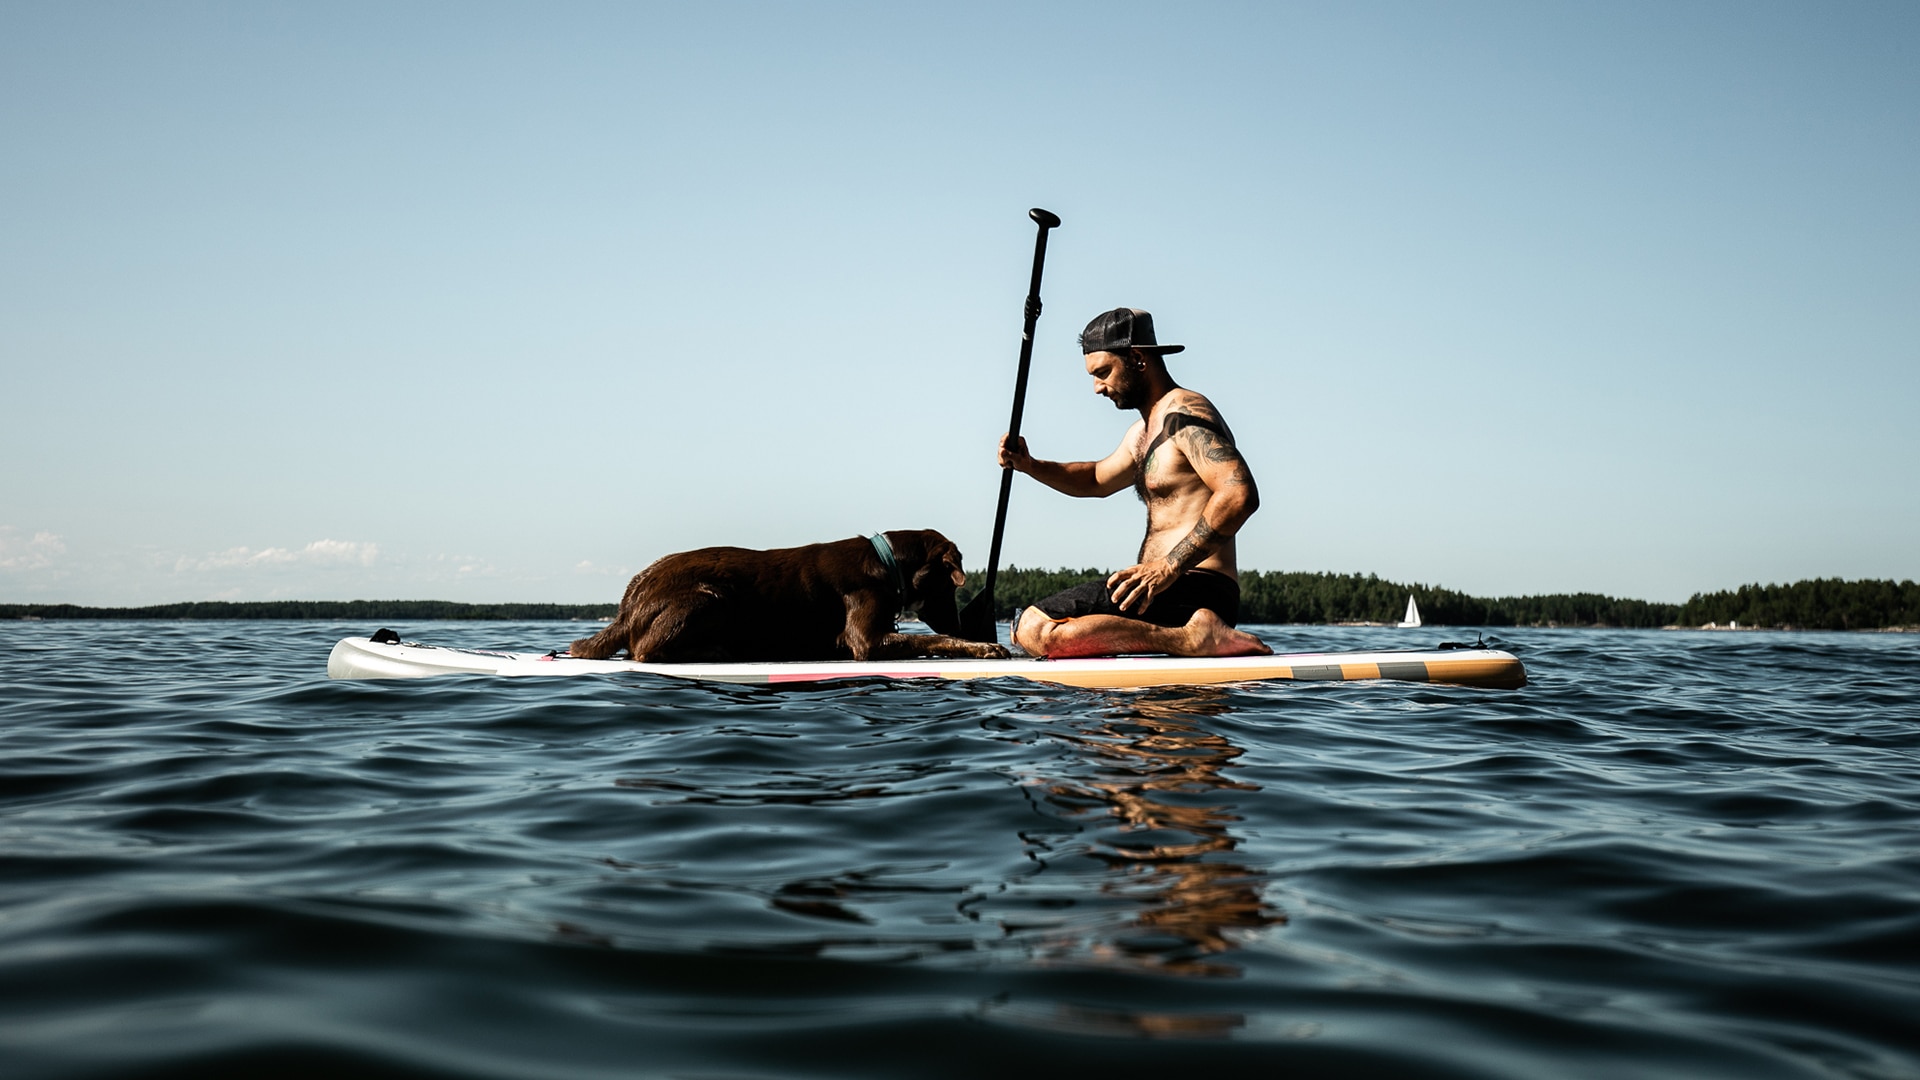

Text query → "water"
[3,621,1917,1078]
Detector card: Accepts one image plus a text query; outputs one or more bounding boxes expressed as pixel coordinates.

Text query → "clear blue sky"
[4,1,1915,606]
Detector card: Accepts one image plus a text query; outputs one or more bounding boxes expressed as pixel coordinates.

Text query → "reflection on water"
[980,996,1265,1040]
[1023,688,1283,981]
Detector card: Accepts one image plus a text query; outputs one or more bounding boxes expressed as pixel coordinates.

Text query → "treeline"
[967,568,1920,629]
[8,576,1916,630]
[1239,573,1684,628]
[0,601,616,621]
[960,568,1683,627]
[1676,578,1920,630]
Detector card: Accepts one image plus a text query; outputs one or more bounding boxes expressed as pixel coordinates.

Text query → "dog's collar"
[867,532,906,608]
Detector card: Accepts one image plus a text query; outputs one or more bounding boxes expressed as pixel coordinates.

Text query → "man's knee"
[1012,607,1056,656]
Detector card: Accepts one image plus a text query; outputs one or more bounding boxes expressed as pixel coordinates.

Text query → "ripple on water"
[0,621,1916,1078]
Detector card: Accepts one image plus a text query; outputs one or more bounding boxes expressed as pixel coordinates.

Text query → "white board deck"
[327,636,1526,689]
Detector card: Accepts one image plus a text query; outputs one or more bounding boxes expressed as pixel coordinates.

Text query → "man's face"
[1085,350,1146,411]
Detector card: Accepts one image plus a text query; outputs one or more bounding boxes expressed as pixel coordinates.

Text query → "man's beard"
[1107,367,1147,410]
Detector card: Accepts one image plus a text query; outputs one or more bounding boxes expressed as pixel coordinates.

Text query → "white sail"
[1400,595,1422,628]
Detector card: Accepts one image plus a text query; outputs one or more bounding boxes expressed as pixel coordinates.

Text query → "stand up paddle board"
[327,635,1525,689]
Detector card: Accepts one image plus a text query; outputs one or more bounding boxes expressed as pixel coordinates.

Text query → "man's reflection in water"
[1018,687,1283,980]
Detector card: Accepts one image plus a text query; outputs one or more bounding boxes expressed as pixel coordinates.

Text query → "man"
[998,308,1271,659]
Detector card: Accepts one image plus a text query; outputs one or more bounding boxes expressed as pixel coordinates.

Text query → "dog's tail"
[568,621,626,660]
[568,564,660,659]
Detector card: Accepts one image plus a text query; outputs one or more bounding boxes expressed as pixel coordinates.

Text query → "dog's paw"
[974,643,1012,660]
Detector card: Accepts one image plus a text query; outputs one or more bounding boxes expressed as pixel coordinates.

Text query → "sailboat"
[1399,595,1422,628]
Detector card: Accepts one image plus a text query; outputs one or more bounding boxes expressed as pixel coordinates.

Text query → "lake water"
[3,621,1917,1078]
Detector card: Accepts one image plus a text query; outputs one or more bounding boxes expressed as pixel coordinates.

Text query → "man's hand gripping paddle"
[960,207,1060,643]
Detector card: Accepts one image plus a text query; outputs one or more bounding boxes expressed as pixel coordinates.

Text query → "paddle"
[960,207,1060,643]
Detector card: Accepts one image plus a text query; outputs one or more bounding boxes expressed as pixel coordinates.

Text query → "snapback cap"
[1078,308,1185,355]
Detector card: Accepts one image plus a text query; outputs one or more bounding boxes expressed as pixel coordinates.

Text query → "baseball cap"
[1078,308,1185,355]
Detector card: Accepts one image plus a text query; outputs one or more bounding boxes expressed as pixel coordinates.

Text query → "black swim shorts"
[1027,568,1242,628]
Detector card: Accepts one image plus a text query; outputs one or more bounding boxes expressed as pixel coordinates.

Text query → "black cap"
[1078,308,1185,355]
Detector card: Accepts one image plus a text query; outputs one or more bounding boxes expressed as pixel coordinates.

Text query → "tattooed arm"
[1161,406,1260,571]
[1162,517,1225,576]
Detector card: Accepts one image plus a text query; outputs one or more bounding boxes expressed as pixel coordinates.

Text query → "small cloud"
[0,528,66,571]
[423,553,499,579]
[574,560,633,577]
[302,539,379,566]
[175,539,379,574]
[179,546,275,572]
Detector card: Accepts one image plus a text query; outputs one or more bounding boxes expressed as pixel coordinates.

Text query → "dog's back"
[568,539,887,662]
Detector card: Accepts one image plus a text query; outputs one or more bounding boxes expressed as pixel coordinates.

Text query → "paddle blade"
[958,590,999,644]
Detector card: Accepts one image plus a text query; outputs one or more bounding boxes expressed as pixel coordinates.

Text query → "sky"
[3,1,1916,606]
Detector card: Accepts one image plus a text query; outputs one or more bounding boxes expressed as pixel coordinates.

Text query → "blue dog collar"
[867,532,906,607]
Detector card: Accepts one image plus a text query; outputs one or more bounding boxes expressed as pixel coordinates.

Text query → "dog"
[567,529,1011,663]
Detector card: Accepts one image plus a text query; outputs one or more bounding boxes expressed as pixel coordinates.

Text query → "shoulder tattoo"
[1164,410,1248,468]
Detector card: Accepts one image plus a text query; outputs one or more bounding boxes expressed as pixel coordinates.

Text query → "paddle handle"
[978,208,1059,612]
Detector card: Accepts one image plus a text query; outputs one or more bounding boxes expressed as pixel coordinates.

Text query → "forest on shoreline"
[6,574,1917,630]
[961,570,1918,629]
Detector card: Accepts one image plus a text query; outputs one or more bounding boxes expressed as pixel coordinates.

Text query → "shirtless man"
[999,307,1271,659]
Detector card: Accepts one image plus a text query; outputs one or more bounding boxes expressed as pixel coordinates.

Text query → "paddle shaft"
[973,209,1059,627]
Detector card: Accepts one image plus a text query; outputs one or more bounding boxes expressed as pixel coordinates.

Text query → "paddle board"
[327,636,1526,689]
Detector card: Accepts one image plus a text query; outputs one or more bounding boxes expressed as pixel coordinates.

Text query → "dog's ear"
[902,531,963,591]
[909,535,966,636]
[910,551,960,596]
[926,537,964,588]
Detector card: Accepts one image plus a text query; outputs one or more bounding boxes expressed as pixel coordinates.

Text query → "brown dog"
[567,529,1011,663]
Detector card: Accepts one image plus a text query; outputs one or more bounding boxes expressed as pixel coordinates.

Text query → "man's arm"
[998,428,1138,499]
[1159,409,1260,573]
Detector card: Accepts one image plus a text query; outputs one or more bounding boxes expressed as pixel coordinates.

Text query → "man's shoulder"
[1157,389,1243,455]
[1159,389,1234,432]
[1165,388,1224,417]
